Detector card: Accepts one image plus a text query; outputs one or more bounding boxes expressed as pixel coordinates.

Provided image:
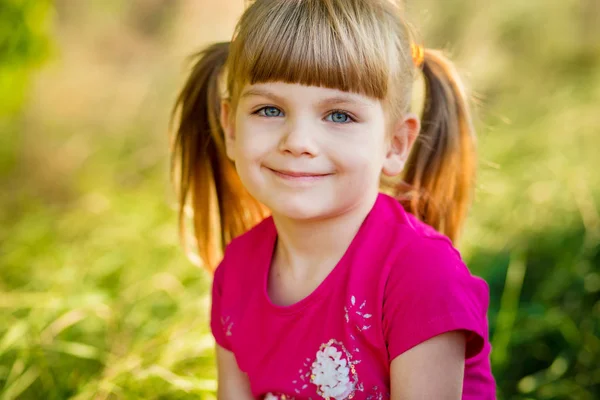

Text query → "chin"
[269,203,325,221]
[263,195,333,221]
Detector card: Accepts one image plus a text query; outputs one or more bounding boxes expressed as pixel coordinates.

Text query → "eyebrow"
[240,88,285,103]
[317,95,373,109]
[240,88,373,108]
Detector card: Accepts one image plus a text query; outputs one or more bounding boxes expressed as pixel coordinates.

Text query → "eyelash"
[253,106,357,123]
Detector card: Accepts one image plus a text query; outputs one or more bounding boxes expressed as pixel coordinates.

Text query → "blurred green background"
[1,0,598,399]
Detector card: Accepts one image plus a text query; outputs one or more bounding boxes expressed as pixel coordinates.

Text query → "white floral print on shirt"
[310,339,360,399]
[344,295,372,332]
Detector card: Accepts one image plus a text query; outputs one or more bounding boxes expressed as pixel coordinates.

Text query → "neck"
[271,192,379,279]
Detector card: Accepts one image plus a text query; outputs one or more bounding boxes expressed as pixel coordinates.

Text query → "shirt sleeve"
[383,236,489,362]
[210,249,233,351]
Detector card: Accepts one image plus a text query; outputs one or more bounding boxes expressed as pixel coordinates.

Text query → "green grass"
[1,154,218,399]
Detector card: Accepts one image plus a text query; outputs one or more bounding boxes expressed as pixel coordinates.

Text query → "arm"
[216,344,255,400]
[390,331,466,400]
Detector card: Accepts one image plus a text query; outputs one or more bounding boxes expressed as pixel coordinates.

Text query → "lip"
[266,167,333,182]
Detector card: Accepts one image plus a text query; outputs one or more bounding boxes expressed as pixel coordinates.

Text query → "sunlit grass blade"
[491,249,527,370]
[0,321,28,355]
[137,365,217,393]
[0,365,39,400]
[50,340,104,361]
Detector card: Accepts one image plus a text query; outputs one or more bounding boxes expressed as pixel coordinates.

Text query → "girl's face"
[222,82,416,221]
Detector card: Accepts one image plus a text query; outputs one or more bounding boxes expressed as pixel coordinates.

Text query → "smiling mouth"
[266,167,333,181]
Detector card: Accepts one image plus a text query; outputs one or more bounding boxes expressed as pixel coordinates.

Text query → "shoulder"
[373,193,469,273]
[394,231,466,280]
[370,193,462,267]
[374,192,489,312]
[222,216,274,263]
[214,216,275,281]
[225,216,275,255]
[385,223,488,307]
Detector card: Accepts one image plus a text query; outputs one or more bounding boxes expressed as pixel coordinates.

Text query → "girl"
[170,0,495,398]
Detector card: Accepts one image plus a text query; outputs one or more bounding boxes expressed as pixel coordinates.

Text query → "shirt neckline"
[260,194,384,315]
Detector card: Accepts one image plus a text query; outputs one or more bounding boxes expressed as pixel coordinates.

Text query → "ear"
[220,101,236,161]
[382,113,420,177]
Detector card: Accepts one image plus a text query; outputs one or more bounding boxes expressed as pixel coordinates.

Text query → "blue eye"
[257,107,283,117]
[327,111,352,124]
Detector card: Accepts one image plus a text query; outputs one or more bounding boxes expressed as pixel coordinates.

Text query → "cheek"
[238,138,273,167]
[328,133,387,172]
[234,121,269,161]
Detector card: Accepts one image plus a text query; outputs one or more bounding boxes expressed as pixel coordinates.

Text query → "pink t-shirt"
[211,193,496,399]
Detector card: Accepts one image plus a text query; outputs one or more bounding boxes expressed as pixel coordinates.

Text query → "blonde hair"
[170,0,477,271]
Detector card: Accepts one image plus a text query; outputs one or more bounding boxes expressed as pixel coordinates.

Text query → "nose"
[277,119,318,158]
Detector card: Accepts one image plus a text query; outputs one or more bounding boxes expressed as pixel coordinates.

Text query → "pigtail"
[170,42,267,272]
[400,49,476,242]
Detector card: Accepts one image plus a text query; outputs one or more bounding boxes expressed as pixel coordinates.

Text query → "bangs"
[228,0,397,101]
